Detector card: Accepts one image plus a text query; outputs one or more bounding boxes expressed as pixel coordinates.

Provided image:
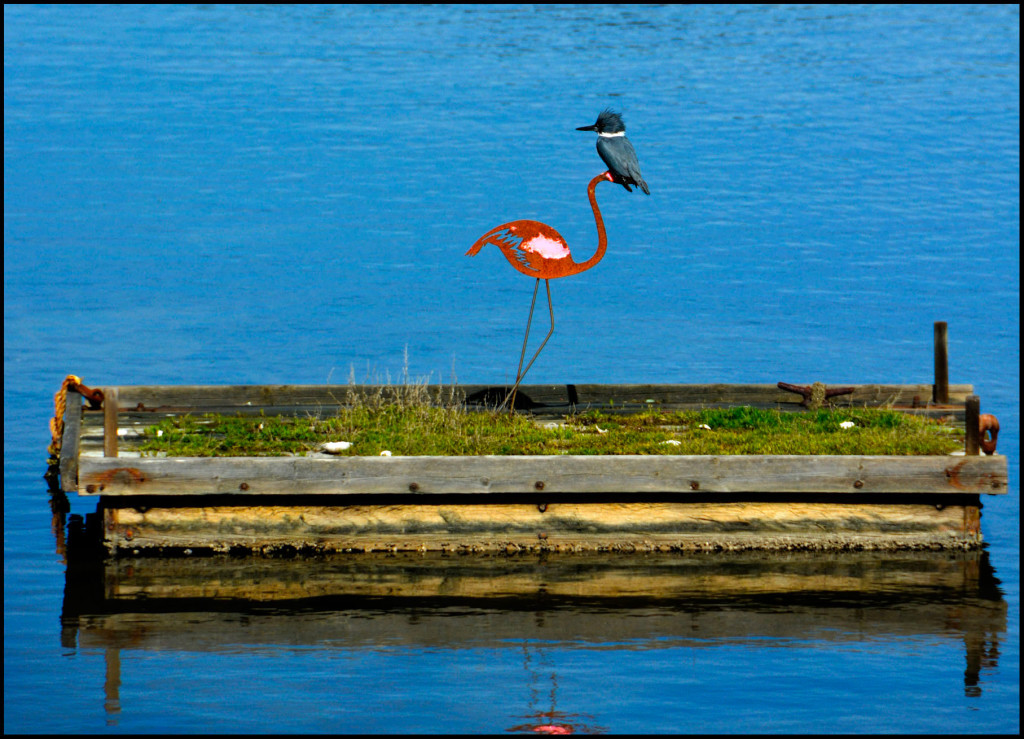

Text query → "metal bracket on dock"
[74,383,105,409]
[964,396,1000,455]
[66,378,104,409]
[777,382,855,408]
[49,375,102,458]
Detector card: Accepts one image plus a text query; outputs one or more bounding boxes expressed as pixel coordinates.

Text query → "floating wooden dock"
[52,380,1008,555]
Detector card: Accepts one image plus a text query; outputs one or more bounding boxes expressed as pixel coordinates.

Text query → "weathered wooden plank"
[107,383,976,412]
[934,321,950,403]
[78,453,1008,497]
[59,389,83,493]
[103,387,119,458]
[965,395,981,455]
[566,383,975,407]
[111,384,494,409]
[100,500,982,553]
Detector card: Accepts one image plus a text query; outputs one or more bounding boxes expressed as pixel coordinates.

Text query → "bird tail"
[639,178,650,195]
[467,225,516,256]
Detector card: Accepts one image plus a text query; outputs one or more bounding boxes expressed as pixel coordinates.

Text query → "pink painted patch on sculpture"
[521,234,570,260]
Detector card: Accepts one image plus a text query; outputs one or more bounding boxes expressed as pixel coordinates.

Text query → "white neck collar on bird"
[597,131,626,138]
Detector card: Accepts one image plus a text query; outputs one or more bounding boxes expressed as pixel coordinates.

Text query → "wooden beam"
[100,499,984,553]
[103,387,119,458]
[965,395,981,455]
[59,389,83,493]
[106,383,976,413]
[934,321,949,404]
[78,453,1008,497]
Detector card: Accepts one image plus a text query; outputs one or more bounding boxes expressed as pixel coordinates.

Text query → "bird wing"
[468,221,571,277]
[615,138,649,195]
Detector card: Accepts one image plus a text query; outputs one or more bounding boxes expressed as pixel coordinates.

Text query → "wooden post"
[964,395,980,456]
[934,321,949,404]
[59,389,83,493]
[103,388,119,458]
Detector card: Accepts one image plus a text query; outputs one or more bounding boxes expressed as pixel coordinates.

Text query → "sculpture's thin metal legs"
[502,279,554,411]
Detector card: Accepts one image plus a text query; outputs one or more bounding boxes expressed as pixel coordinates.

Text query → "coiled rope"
[48,375,104,460]
[48,375,83,460]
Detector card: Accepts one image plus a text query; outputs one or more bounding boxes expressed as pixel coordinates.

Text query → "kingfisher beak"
[575,124,597,132]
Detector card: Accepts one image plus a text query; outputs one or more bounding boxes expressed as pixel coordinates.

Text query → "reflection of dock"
[62,550,1007,712]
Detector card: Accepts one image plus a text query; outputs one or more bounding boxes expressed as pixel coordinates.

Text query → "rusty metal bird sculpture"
[466,171,614,409]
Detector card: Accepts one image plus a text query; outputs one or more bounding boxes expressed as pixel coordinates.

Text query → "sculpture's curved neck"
[571,172,611,274]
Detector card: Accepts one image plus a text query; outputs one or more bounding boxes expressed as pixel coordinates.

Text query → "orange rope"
[48,375,82,459]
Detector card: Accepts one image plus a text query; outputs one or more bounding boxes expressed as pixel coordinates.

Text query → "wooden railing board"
[78,453,1007,497]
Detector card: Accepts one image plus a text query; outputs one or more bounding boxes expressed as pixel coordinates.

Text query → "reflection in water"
[507,642,606,735]
[103,647,120,724]
[46,486,70,564]
[60,550,1006,726]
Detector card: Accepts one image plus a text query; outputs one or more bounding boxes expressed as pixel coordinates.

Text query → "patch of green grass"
[137,406,963,458]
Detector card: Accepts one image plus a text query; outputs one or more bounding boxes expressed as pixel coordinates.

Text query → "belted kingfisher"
[576,109,649,195]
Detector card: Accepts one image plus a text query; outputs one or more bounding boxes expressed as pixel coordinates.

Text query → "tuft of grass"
[137,406,964,458]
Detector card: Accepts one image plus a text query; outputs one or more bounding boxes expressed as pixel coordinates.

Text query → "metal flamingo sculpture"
[466,171,614,409]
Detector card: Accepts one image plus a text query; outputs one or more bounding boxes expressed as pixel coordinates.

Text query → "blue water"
[4,4,1018,733]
